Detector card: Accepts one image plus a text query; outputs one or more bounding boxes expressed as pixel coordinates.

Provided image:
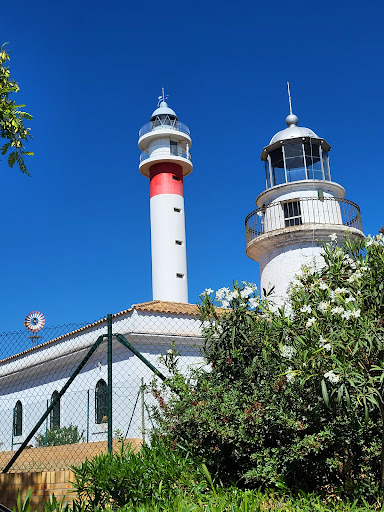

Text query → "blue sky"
[1,0,383,333]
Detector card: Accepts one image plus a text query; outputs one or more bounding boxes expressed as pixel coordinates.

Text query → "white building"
[0,302,203,456]
[245,110,364,304]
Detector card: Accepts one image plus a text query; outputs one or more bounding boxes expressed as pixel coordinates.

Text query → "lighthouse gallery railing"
[245,197,363,243]
[139,119,190,138]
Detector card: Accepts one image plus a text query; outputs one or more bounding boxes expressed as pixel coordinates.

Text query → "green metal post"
[45,399,49,446]
[141,378,145,443]
[114,334,167,381]
[11,408,15,451]
[86,389,90,443]
[107,314,113,454]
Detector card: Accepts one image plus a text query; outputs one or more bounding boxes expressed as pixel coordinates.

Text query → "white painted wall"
[260,243,323,304]
[150,194,188,303]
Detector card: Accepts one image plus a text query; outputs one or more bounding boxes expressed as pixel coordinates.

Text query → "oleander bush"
[152,234,384,498]
[70,434,209,510]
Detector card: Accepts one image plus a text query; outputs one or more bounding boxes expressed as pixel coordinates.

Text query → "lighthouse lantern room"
[138,91,192,303]
[245,91,364,305]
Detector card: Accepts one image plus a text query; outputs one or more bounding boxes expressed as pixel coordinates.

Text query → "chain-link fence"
[0,302,204,473]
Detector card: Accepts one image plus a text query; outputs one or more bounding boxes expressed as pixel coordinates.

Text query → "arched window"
[95,379,108,424]
[50,391,60,429]
[13,401,22,437]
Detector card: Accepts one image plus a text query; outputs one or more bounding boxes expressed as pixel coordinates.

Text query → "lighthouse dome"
[150,101,178,121]
[269,114,319,144]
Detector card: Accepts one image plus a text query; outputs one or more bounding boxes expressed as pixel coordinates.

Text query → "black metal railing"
[245,197,362,244]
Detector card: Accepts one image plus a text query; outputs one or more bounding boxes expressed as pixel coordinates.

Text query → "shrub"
[152,234,384,498]
[35,424,84,447]
[70,434,208,510]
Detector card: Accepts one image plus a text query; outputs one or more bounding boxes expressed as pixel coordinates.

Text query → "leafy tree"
[153,234,384,497]
[35,424,84,447]
[0,43,33,175]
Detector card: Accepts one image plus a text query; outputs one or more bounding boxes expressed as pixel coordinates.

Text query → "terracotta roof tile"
[131,301,200,316]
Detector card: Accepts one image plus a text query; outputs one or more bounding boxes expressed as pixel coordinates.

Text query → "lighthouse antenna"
[287,81,293,115]
[157,87,169,106]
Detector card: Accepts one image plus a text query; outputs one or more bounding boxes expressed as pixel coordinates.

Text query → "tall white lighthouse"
[245,100,364,305]
[138,92,192,303]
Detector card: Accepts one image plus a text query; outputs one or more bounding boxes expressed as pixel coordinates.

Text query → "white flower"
[317,301,329,313]
[221,300,230,309]
[215,287,229,301]
[331,306,344,315]
[200,288,214,297]
[334,287,349,295]
[347,271,363,284]
[166,348,174,355]
[269,303,279,314]
[300,305,312,314]
[227,290,240,301]
[351,309,361,318]
[281,345,295,359]
[290,278,304,289]
[345,296,356,303]
[329,233,338,242]
[248,297,259,310]
[306,317,316,328]
[324,370,340,384]
[342,310,352,320]
[319,336,332,352]
[286,367,295,383]
[240,286,253,299]
[319,281,328,290]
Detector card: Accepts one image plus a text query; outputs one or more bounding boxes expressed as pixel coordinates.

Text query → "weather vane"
[24,311,45,346]
[158,87,168,106]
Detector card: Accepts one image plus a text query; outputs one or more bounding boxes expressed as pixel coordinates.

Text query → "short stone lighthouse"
[138,92,192,303]
[245,97,364,304]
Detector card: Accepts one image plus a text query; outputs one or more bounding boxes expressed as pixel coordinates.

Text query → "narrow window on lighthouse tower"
[174,207,181,213]
[283,200,302,227]
[176,273,184,279]
[170,140,178,155]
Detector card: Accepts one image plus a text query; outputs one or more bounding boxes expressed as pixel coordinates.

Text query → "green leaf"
[321,379,329,408]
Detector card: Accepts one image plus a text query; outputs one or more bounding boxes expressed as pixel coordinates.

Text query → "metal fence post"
[45,399,49,446]
[11,408,14,451]
[107,314,113,454]
[141,377,145,443]
[86,389,90,443]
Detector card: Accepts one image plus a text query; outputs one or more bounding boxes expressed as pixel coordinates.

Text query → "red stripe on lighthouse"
[149,163,184,198]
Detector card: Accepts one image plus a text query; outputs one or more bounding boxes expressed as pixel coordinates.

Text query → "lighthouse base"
[260,243,323,306]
